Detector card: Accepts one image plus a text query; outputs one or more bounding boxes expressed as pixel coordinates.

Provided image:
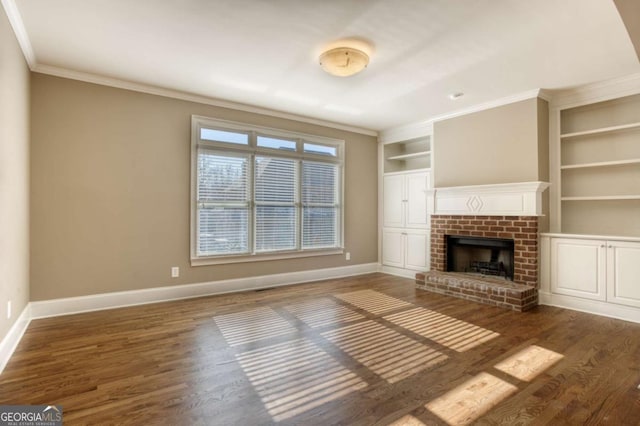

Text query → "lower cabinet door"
[382,229,404,268]
[405,231,429,271]
[607,241,640,308]
[551,238,606,301]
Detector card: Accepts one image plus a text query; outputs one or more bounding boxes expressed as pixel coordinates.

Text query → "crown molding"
[548,72,640,109]
[378,121,433,144]
[379,89,543,142]
[1,0,35,68]
[33,64,378,137]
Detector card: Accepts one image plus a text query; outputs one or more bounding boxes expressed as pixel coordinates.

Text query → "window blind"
[197,150,250,255]
[254,156,297,252]
[302,161,339,249]
[192,117,344,263]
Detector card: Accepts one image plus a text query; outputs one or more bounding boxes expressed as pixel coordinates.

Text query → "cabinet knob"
[608,245,613,248]
[600,244,606,248]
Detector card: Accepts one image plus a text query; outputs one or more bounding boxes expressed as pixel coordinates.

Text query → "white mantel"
[427,181,550,216]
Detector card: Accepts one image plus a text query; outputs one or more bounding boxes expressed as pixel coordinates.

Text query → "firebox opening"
[446,235,515,281]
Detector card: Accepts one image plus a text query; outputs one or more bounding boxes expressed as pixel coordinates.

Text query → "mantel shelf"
[561,158,640,170]
[386,151,431,161]
[561,195,640,201]
[560,121,640,139]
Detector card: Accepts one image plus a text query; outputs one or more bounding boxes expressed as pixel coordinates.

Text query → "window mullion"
[250,152,256,255]
[296,159,302,251]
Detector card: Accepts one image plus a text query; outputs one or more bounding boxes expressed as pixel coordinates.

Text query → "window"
[191,116,344,265]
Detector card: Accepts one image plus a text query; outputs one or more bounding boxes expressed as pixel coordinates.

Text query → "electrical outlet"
[345,252,351,261]
[171,267,180,278]
[7,301,11,319]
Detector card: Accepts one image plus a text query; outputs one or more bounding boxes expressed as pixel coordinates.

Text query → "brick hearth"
[416,215,539,311]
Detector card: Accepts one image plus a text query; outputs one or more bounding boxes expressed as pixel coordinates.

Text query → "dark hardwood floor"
[1,273,640,425]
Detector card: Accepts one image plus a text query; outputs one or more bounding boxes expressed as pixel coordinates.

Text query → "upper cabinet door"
[405,172,428,229]
[383,174,405,228]
[607,241,640,308]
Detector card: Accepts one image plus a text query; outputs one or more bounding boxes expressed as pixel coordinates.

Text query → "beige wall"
[30,74,378,300]
[433,98,545,188]
[537,98,550,232]
[0,9,30,340]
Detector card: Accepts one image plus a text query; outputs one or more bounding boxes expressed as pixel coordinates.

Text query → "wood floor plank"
[1,273,640,425]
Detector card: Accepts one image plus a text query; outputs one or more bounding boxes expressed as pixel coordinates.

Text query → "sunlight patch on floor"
[384,307,499,352]
[494,345,564,381]
[236,338,367,421]
[425,372,518,425]
[322,320,447,383]
[213,307,296,346]
[386,414,427,425]
[284,297,365,328]
[334,290,413,315]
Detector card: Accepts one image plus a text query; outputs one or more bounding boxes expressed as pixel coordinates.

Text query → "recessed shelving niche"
[383,136,431,173]
[559,93,640,237]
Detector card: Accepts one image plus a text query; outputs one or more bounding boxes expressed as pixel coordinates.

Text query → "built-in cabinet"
[381,171,431,273]
[379,134,432,277]
[543,80,640,323]
[546,236,640,310]
[382,228,430,271]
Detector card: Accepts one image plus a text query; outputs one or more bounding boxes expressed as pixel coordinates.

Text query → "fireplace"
[416,215,539,311]
[415,182,548,311]
[446,235,515,280]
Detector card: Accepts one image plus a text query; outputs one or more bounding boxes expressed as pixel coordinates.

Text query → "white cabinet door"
[551,238,606,301]
[383,175,404,228]
[405,231,429,271]
[405,172,428,229]
[382,229,404,268]
[607,241,640,308]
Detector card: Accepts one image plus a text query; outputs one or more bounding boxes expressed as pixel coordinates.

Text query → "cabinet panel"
[551,238,606,300]
[405,232,429,271]
[382,229,404,268]
[607,241,640,308]
[383,175,404,228]
[406,173,428,228]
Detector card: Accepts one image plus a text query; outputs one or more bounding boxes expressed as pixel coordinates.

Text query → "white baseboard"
[539,291,640,324]
[380,265,421,279]
[0,263,378,374]
[30,262,379,319]
[0,304,31,374]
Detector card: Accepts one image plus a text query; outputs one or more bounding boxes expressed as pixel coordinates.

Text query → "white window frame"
[191,115,345,266]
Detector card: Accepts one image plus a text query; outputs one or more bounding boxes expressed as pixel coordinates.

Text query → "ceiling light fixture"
[319,47,369,77]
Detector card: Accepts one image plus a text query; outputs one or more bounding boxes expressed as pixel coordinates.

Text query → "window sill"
[191,248,344,266]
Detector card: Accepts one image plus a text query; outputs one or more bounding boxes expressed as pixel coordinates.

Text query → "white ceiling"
[9,0,640,132]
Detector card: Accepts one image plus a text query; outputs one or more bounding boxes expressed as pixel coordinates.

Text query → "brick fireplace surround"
[416,215,539,311]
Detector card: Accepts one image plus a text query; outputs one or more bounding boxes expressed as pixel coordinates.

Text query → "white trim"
[191,249,344,266]
[0,0,35,67]
[0,303,31,374]
[540,233,640,243]
[31,64,378,137]
[539,291,640,324]
[379,89,543,142]
[380,265,421,279]
[549,73,640,109]
[379,122,434,144]
[30,263,378,319]
[432,181,550,216]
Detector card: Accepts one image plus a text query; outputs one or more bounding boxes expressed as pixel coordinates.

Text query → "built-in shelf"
[561,195,640,201]
[560,121,640,139]
[383,136,431,173]
[560,158,640,170]
[387,151,431,161]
